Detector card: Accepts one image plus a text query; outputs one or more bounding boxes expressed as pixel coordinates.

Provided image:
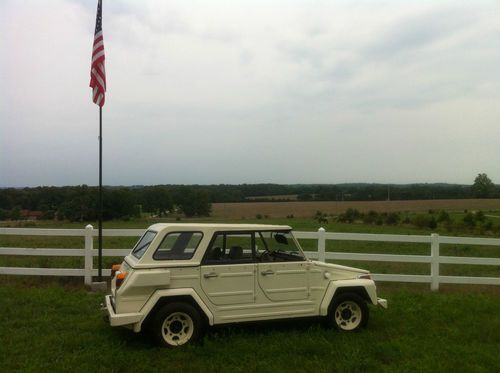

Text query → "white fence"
[1,225,499,291]
[296,228,500,291]
[0,225,136,286]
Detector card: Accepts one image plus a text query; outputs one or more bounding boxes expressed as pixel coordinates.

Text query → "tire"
[151,302,204,347]
[327,292,369,332]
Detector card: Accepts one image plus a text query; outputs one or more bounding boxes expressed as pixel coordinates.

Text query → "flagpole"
[90,0,105,284]
[98,105,103,281]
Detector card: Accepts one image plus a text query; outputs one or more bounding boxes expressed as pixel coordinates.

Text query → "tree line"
[0,185,210,221]
[0,174,497,221]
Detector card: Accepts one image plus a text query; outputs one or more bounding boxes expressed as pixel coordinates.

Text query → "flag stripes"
[90,1,106,107]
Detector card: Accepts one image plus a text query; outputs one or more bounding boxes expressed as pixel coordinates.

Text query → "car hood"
[310,260,369,275]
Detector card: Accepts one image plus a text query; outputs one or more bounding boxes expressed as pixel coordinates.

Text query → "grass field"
[1,208,500,371]
[1,282,499,372]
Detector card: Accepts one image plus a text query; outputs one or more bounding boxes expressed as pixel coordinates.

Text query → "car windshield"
[131,230,157,259]
[257,231,305,260]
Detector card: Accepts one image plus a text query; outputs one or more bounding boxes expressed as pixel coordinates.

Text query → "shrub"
[412,214,434,229]
[363,210,379,224]
[256,214,263,220]
[385,212,400,225]
[0,209,9,220]
[314,211,329,224]
[437,210,450,223]
[463,212,476,228]
[338,208,362,223]
[475,210,485,222]
[482,221,493,231]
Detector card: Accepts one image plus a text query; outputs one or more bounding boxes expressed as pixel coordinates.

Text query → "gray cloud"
[365,6,472,60]
[2,0,500,186]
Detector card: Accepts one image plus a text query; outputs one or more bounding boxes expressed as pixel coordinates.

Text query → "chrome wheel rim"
[334,301,362,331]
[161,312,194,346]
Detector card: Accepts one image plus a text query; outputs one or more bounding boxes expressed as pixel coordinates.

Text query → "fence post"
[318,227,326,262]
[430,233,439,291]
[84,224,94,286]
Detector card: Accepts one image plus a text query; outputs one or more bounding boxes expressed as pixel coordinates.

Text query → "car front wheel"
[152,302,203,347]
[327,293,369,331]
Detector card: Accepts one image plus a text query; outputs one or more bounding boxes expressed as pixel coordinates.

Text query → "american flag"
[90,0,106,107]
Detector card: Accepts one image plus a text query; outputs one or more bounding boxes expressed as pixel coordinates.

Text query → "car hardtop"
[124,223,295,268]
[146,223,293,234]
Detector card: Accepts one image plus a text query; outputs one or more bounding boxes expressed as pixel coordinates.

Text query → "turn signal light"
[111,264,121,278]
[116,271,128,288]
[358,273,372,280]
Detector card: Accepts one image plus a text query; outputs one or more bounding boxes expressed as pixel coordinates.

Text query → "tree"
[472,173,495,198]
[0,209,9,220]
[58,185,95,222]
[176,187,211,217]
[10,207,21,220]
[437,210,450,223]
[314,210,328,224]
[142,186,172,216]
[103,188,139,220]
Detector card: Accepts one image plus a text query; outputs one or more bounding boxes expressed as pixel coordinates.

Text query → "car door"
[200,232,256,306]
[258,261,309,301]
[256,231,309,301]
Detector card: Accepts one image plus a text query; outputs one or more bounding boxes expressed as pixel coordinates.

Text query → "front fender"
[319,279,378,316]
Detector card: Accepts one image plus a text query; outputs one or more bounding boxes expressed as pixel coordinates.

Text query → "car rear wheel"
[152,302,203,347]
[327,293,369,331]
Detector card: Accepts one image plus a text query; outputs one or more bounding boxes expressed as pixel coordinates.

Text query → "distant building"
[20,210,43,220]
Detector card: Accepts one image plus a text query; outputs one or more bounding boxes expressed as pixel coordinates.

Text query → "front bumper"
[377,297,388,309]
[101,295,143,329]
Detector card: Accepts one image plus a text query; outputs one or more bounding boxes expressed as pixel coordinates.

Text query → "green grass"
[0,283,499,372]
[1,218,500,371]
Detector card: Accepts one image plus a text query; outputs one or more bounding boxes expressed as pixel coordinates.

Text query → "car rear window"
[153,232,203,260]
[132,230,157,259]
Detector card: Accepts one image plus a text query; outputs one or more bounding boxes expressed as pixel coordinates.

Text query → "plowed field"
[211,199,500,218]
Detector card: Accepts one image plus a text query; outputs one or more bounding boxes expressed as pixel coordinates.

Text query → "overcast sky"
[1,0,499,187]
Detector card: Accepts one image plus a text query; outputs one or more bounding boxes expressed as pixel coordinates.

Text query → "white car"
[103,223,387,347]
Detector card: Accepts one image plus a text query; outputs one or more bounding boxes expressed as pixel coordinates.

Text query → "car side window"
[153,232,203,260]
[203,232,254,264]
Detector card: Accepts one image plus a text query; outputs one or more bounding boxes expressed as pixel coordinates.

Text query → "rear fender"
[136,288,214,332]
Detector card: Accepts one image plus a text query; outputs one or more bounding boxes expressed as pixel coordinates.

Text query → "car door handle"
[204,272,218,278]
[261,269,275,276]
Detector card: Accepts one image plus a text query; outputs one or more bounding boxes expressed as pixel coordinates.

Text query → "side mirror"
[274,233,288,245]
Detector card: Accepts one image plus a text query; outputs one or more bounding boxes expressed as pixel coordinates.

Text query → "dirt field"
[212,199,500,218]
